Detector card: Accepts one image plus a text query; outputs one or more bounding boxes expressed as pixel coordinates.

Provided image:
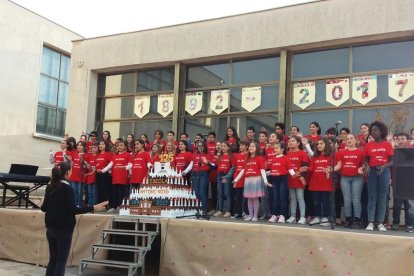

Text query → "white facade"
[0,0,82,173]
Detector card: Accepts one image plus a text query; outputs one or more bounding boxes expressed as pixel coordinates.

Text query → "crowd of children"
[48,122,414,232]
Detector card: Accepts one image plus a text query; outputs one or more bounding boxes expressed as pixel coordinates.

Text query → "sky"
[10,0,316,38]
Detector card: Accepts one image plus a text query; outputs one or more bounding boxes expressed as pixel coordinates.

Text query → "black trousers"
[46,228,73,276]
[96,172,112,203]
[234,188,244,215]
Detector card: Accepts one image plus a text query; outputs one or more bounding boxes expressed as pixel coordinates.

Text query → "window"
[36,47,70,137]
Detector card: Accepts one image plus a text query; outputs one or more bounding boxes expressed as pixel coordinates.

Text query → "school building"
[0,0,82,173]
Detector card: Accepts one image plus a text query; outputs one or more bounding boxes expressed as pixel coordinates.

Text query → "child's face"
[91,146,99,154]
[248,143,256,154]
[274,145,283,155]
[215,142,221,151]
[180,135,188,141]
[227,128,234,137]
[397,135,408,147]
[99,142,105,151]
[317,140,326,152]
[288,138,298,149]
[290,127,299,136]
[167,133,174,141]
[268,133,277,144]
[135,141,143,151]
[207,135,216,143]
[259,133,267,143]
[77,143,84,153]
[178,142,186,151]
[346,134,356,147]
[239,144,247,152]
[118,143,126,152]
[60,140,67,150]
[221,143,229,153]
[309,124,318,134]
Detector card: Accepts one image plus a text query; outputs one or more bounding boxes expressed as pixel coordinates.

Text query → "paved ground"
[0,258,158,276]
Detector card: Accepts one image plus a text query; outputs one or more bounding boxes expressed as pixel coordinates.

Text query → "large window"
[98,68,174,139]
[184,57,280,140]
[36,47,70,137]
[290,40,414,135]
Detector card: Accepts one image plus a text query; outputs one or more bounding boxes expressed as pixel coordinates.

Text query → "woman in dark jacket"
[41,161,108,276]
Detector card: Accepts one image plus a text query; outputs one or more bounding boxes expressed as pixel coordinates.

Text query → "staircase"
[80,215,161,276]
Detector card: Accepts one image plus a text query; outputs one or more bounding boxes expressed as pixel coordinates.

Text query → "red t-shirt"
[338,142,346,151]
[226,137,237,146]
[85,154,97,184]
[130,151,152,184]
[265,147,277,170]
[174,151,192,172]
[53,151,66,166]
[356,134,368,149]
[69,152,89,182]
[336,148,365,176]
[269,155,292,176]
[308,155,333,192]
[151,154,161,163]
[192,152,213,172]
[111,152,132,185]
[96,152,113,170]
[149,139,166,150]
[305,134,321,144]
[217,153,232,173]
[244,155,265,177]
[209,154,219,183]
[364,141,393,167]
[287,150,309,188]
[259,142,267,153]
[232,152,247,188]
[207,142,216,156]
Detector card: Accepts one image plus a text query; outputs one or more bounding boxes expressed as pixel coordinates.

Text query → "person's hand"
[299,166,308,172]
[202,157,208,164]
[301,137,309,146]
[94,201,109,211]
[363,166,370,176]
[181,171,186,177]
[358,167,364,175]
[97,169,102,173]
[221,177,227,184]
[377,165,385,175]
[265,182,272,187]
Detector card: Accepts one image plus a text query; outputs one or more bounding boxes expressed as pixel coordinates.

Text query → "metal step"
[80,258,140,276]
[93,243,151,254]
[102,228,158,237]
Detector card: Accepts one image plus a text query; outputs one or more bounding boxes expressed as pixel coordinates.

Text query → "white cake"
[119,162,199,218]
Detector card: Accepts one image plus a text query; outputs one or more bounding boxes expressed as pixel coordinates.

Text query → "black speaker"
[393,148,414,199]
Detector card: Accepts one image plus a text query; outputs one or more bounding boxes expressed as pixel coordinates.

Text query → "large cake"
[119,162,199,218]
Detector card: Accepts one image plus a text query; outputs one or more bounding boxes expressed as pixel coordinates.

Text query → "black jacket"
[41,180,94,232]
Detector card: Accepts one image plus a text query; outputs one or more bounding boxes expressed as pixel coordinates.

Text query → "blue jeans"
[87,183,97,206]
[192,171,209,212]
[269,175,288,217]
[70,181,83,206]
[46,228,73,276]
[217,172,233,213]
[341,175,363,218]
[367,167,390,223]
[312,191,331,218]
[393,199,414,227]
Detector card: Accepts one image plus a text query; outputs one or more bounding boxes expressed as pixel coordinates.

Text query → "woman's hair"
[289,135,304,150]
[219,141,232,156]
[290,125,300,133]
[369,121,388,140]
[195,140,208,154]
[177,140,190,153]
[99,140,111,152]
[224,126,239,141]
[150,143,162,158]
[274,141,287,155]
[164,141,176,154]
[247,142,261,160]
[140,134,149,143]
[76,141,87,153]
[154,129,164,139]
[48,161,71,193]
[67,137,76,151]
[80,134,87,141]
[314,137,332,157]
[361,122,370,128]
[102,130,111,141]
[310,121,321,135]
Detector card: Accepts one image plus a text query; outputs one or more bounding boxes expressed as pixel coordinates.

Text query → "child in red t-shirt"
[69,141,89,206]
[85,142,99,205]
[267,142,295,223]
[102,141,132,212]
[233,142,270,222]
[130,139,153,190]
[215,141,233,218]
[307,137,333,226]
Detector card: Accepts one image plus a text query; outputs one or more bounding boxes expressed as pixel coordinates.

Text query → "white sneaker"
[223,212,232,218]
[320,217,330,227]
[213,211,223,217]
[268,215,278,223]
[244,216,252,221]
[207,209,216,216]
[251,217,258,222]
[278,215,286,223]
[297,217,306,224]
[286,216,296,223]
[378,223,387,232]
[366,223,374,231]
[310,217,320,225]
